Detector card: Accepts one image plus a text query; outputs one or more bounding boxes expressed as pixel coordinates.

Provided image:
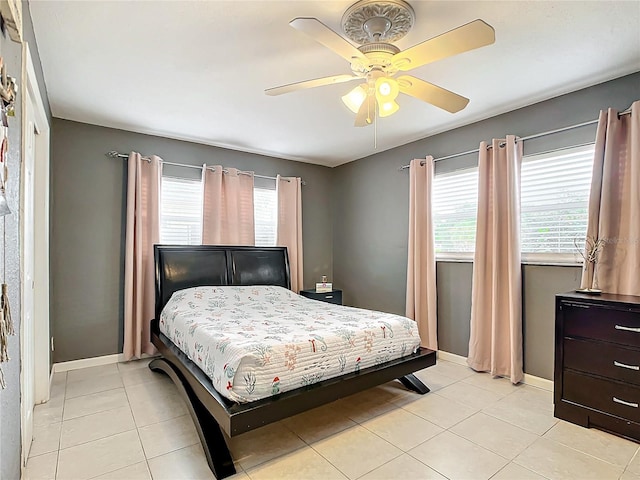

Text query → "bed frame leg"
[149,358,237,480]
[399,374,430,394]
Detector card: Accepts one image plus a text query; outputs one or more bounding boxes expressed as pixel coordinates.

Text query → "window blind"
[254,187,277,246]
[521,145,594,253]
[160,176,203,245]
[433,167,479,253]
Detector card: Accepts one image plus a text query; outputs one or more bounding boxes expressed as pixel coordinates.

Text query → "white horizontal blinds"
[433,167,479,253]
[521,145,594,253]
[254,187,277,246]
[160,176,203,245]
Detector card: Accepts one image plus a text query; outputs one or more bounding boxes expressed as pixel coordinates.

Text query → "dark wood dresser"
[555,292,640,442]
[299,289,343,305]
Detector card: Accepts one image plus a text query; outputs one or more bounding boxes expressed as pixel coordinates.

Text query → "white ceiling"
[30,1,640,167]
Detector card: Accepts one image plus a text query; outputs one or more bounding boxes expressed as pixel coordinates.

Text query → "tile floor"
[23,359,639,480]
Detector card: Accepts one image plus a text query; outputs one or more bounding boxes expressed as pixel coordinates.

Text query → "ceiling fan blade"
[398,75,469,113]
[265,74,359,96]
[392,19,495,71]
[354,93,376,127]
[290,17,366,63]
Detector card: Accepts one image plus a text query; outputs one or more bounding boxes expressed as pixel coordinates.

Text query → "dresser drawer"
[299,289,343,305]
[562,303,640,347]
[563,370,640,423]
[564,338,640,386]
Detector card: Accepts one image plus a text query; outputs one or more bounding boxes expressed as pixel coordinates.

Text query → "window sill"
[435,253,583,267]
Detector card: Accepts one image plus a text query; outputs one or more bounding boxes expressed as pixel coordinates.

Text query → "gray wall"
[50,119,334,362]
[22,1,51,121]
[0,2,50,475]
[333,72,640,380]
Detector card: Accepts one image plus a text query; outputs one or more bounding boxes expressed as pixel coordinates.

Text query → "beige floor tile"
[412,367,460,393]
[49,382,65,402]
[147,444,216,480]
[92,461,152,480]
[29,422,61,458]
[52,371,67,385]
[359,454,447,480]
[117,357,154,373]
[621,470,640,480]
[33,398,64,427]
[246,446,347,480]
[228,422,306,470]
[428,360,476,380]
[65,372,124,399]
[436,381,505,410]
[403,392,478,429]
[56,430,145,480]
[491,462,548,480]
[311,425,402,479]
[63,388,129,421]
[628,449,640,475]
[66,364,119,383]
[60,405,135,449]
[508,385,554,414]
[370,381,423,407]
[450,412,538,459]
[544,421,639,468]
[128,390,188,427]
[335,387,398,423]
[408,431,508,480]
[120,364,167,387]
[461,372,522,396]
[361,408,443,451]
[281,402,356,444]
[514,437,624,480]
[482,390,557,435]
[125,374,179,400]
[139,414,199,459]
[23,451,58,480]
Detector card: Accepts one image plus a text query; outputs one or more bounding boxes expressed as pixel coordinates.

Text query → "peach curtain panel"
[124,152,161,360]
[277,175,303,293]
[405,157,438,350]
[581,100,640,295]
[202,165,255,245]
[468,136,523,384]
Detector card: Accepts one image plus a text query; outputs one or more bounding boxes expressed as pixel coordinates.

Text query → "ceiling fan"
[265,0,495,126]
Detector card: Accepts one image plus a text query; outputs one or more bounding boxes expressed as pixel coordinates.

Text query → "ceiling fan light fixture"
[378,99,399,117]
[375,76,399,100]
[342,84,368,113]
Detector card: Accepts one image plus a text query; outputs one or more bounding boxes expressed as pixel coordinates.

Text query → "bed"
[149,245,436,479]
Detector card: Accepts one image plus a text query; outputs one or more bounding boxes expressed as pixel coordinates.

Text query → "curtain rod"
[105,151,305,185]
[399,107,633,170]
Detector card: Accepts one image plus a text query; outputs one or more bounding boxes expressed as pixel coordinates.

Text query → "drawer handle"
[613,397,638,408]
[325,295,333,299]
[614,325,640,333]
[614,360,639,371]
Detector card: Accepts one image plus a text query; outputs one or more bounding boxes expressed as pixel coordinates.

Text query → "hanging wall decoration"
[0,55,15,388]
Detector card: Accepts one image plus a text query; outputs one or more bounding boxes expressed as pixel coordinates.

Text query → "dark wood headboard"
[154,245,290,319]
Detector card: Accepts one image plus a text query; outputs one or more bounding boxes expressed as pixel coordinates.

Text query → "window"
[432,144,594,263]
[254,187,277,246]
[159,176,278,246]
[521,144,594,259]
[160,176,203,245]
[433,167,479,256]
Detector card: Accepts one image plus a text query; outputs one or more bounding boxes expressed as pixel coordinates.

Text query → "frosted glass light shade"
[378,100,399,117]
[341,85,368,113]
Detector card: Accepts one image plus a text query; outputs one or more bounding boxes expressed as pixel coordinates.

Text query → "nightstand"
[300,289,343,305]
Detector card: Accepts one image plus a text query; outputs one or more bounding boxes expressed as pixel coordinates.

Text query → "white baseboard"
[53,352,159,373]
[52,353,125,373]
[437,350,554,392]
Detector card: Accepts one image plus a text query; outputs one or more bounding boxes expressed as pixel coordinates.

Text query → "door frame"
[20,42,50,464]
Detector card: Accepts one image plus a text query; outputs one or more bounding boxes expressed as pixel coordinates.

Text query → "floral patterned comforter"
[159,285,421,403]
